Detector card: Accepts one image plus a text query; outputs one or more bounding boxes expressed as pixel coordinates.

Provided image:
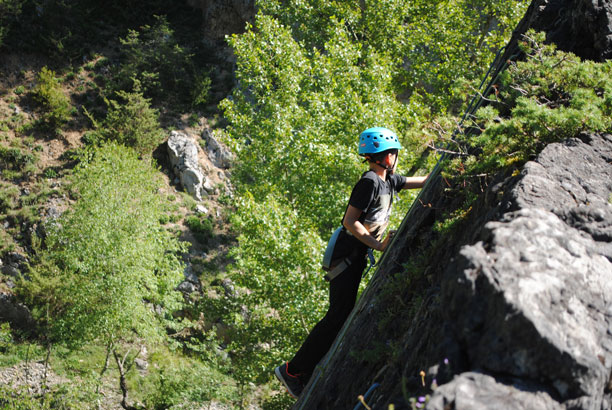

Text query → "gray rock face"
[530,0,612,61]
[0,294,34,331]
[186,0,255,41]
[428,372,563,410]
[443,208,612,407]
[167,130,208,200]
[203,128,233,169]
[436,134,612,410]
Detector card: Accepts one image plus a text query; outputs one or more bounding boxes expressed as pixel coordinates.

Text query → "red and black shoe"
[274,362,305,398]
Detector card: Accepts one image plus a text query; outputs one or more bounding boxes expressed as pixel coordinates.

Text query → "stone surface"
[428,372,563,410]
[0,293,34,331]
[203,127,233,169]
[167,130,208,200]
[186,0,255,41]
[444,206,612,407]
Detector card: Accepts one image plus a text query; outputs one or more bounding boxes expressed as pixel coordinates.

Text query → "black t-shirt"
[333,170,406,261]
[347,170,406,240]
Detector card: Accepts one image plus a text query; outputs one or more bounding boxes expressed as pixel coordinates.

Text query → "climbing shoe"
[274,362,304,398]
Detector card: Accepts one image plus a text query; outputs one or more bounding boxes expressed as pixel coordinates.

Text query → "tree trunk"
[113,348,136,410]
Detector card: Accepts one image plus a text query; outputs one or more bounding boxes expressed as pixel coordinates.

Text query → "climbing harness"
[322,227,376,281]
[295,44,520,410]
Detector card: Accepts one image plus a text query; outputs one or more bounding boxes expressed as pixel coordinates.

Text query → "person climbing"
[274,127,429,398]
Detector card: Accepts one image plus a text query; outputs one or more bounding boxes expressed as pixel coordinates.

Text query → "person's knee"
[326,304,354,328]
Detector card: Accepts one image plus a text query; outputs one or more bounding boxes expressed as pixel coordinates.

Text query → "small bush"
[450,31,612,177]
[0,146,36,171]
[0,323,11,353]
[32,67,72,133]
[192,71,212,108]
[185,215,214,243]
[43,167,58,179]
[112,15,194,103]
[85,81,165,156]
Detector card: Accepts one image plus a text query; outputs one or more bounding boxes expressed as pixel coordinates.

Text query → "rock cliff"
[294,1,612,409]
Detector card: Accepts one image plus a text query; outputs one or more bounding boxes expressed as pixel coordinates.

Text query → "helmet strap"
[372,152,397,172]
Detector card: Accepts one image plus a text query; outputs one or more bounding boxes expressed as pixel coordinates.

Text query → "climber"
[274,127,429,398]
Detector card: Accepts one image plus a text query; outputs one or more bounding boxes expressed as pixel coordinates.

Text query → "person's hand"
[378,230,397,252]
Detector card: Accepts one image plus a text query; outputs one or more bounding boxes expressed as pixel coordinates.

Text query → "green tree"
[19,143,185,408]
[221,13,420,235]
[0,0,22,47]
[85,81,165,157]
[32,66,72,133]
[111,15,199,105]
[223,192,327,384]
[257,0,528,111]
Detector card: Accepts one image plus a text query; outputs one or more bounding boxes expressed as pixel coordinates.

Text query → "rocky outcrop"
[167,130,214,201]
[203,128,233,169]
[0,294,34,332]
[431,133,612,410]
[186,0,256,42]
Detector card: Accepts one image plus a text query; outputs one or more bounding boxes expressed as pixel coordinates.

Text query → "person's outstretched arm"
[402,173,429,190]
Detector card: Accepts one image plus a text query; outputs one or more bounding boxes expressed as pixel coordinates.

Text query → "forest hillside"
[0,0,610,409]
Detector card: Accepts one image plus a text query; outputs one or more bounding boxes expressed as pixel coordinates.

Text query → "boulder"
[443,206,612,407]
[428,372,563,410]
[167,130,209,200]
[203,128,233,169]
[0,294,34,331]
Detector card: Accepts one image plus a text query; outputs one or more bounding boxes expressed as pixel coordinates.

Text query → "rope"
[353,383,380,410]
[294,44,516,410]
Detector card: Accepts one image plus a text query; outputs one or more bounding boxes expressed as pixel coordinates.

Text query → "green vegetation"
[449,31,612,177]
[84,82,165,157]
[0,0,21,48]
[223,193,327,383]
[20,143,184,346]
[32,67,72,133]
[111,15,197,104]
[185,214,214,244]
[18,143,186,406]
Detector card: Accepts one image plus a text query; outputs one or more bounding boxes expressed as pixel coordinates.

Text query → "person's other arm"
[402,173,429,190]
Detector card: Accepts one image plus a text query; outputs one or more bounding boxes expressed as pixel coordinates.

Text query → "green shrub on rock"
[84,81,165,157]
[32,67,72,133]
[452,31,612,176]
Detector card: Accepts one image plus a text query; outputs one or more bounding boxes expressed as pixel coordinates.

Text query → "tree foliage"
[257,0,527,111]
[221,13,422,235]
[451,31,612,176]
[224,192,327,383]
[218,0,527,383]
[19,143,185,347]
[32,66,72,133]
[110,15,208,108]
[85,81,166,157]
[0,0,22,48]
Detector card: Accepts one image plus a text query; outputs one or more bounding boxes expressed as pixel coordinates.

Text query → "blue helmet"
[358,127,402,156]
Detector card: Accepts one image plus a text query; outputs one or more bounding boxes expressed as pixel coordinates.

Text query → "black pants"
[288,254,367,380]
